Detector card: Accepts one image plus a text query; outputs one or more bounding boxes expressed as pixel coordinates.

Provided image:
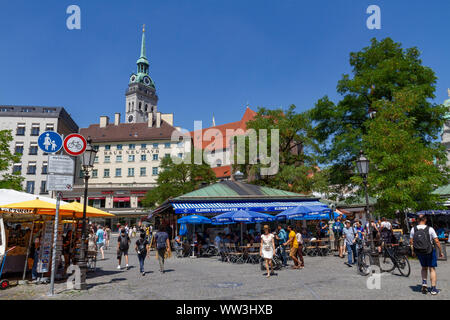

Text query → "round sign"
[63,134,87,156]
[37,131,63,153]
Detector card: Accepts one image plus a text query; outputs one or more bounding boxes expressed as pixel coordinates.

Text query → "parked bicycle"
[379,243,411,277]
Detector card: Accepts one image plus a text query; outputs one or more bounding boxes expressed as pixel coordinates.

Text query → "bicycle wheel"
[357,252,371,276]
[379,250,395,272]
[397,255,411,277]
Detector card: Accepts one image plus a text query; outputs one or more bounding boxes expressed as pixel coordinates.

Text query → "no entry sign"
[63,134,87,156]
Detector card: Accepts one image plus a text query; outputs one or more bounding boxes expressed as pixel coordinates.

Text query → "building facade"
[63,27,190,228]
[0,106,79,195]
[441,89,450,166]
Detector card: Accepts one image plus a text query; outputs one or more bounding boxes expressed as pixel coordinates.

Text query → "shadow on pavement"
[409,285,423,293]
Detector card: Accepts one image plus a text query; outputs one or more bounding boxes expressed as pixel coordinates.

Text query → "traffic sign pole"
[48,191,61,296]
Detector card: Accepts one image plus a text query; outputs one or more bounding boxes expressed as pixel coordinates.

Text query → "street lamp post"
[355,150,377,256]
[76,137,97,290]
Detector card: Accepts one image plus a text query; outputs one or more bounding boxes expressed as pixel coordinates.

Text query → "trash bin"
[437,241,447,261]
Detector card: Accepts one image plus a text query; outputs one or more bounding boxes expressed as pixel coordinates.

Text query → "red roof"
[212,165,232,179]
[190,107,257,151]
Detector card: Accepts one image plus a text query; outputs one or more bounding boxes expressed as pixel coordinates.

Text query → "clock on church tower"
[125,25,159,124]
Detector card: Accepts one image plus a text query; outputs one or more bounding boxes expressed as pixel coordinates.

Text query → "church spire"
[140,24,146,59]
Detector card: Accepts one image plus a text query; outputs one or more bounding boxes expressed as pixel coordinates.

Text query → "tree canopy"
[142,153,216,209]
[0,129,23,190]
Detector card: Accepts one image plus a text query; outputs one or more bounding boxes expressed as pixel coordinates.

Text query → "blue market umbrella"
[177,214,212,224]
[211,209,274,244]
[177,215,212,258]
[275,206,309,221]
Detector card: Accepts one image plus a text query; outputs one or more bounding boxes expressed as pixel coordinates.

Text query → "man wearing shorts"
[96,226,105,260]
[117,228,130,270]
[284,225,300,269]
[410,214,444,295]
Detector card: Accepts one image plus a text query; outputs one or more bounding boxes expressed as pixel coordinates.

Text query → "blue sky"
[0,0,449,131]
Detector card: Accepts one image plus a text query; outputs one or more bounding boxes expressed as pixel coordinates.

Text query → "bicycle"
[379,243,411,277]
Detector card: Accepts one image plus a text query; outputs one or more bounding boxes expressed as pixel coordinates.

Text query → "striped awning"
[171,201,327,214]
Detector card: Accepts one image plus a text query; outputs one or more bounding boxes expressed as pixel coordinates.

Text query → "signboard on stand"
[47,155,75,192]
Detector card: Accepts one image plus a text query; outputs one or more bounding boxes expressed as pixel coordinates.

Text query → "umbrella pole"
[240,223,243,246]
[22,215,36,281]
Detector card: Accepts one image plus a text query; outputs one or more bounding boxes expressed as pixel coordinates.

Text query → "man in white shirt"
[380,217,392,230]
[410,214,444,296]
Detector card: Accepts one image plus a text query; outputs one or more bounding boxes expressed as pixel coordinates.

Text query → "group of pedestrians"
[115,223,171,276]
[260,224,305,278]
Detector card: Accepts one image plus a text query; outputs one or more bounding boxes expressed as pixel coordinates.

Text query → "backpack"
[156,232,167,250]
[119,234,129,250]
[137,239,146,253]
[413,226,433,255]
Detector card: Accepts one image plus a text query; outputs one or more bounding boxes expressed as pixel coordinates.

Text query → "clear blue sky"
[0,0,449,131]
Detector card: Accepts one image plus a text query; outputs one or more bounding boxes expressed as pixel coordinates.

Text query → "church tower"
[125,25,159,123]
[441,89,450,166]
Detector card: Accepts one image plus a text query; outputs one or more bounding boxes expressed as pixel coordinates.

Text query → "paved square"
[1,235,448,300]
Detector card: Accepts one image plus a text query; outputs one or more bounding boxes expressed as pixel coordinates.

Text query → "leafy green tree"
[352,90,449,222]
[233,105,326,194]
[309,38,446,192]
[0,130,23,190]
[142,153,216,209]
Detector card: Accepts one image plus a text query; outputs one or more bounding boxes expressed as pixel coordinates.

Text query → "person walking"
[295,226,304,269]
[410,214,444,295]
[260,225,275,278]
[96,226,105,260]
[104,226,110,250]
[343,220,357,267]
[332,217,344,258]
[275,225,288,267]
[154,227,171,273]
[117,228,130,270]
[284,225,300,269]
[135,233,150,276]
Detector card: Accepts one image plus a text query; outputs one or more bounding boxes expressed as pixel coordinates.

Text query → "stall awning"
[113,197,130,202]
[171,201,327,214]
[89,197,106,200]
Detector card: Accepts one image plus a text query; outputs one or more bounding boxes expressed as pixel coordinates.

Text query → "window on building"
[92,169,98,178]
[29,144,38,155]
[141,144,147,149]
[21,107,34,113]
[79,170,84,178]
[115,168,122,177]
[140,167,146,176]
[177,141,184,148]
[164,154,170,159]
[0,107,13,112]
[153,143,158,148]
[105,145,111,151]
[94,156,99,163]
[15,143,24,155]
[113,200,130,208]
[104,169,110,178]
[128,155,135,162]
[16,124,25,136]
[45,124,54,131]
[129,144,136,150]
[128,168,135,177]
[12,164,22,174]
[178,153,183,158]
[43,108,56,113]
[153,154,158,161]
[40,181,47,194]
[104,155,110,163]
[164,142,171,148]
[31,125,40,136]
[117,144,123,150]
[116,155,122,162]
[26,181,35,194]
[42,162,48,174]
[93,145,99,151]
[152,167,158,175]
[141,154,147,161]
[88,199,106,208]
[27,162,36,174]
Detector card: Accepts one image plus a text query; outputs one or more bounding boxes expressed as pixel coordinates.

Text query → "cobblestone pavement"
[1,235,449,300]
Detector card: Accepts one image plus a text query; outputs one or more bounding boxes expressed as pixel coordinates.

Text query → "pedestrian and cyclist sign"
[38,131,63,153]
[63,133,87,156]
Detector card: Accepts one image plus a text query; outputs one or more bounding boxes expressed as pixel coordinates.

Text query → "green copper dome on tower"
[129,24,155,89]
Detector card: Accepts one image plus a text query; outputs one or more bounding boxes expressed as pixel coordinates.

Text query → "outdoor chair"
[246,243,260,264]
[228,244,245,264]
[304,240,319,257]
[317,238,331,256]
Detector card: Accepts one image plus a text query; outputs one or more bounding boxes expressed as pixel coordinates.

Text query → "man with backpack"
[135,232,149,276]
[410,214,444,295]
[117,228,131,270]
[154,226,171,273]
